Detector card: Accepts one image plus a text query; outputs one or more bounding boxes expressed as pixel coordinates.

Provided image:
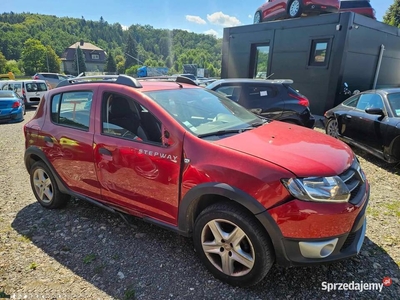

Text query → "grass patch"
[366,207,380,218]
[83,254,96,264]
[123,287,136,300]
[384,203,400,218]
[29,262,38,270]
[18,235,32,243]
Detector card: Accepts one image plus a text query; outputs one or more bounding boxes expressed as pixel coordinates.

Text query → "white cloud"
[204,29,218,37]
[186,15,207,25]
[207,12,241,27]
[121,25,129,31]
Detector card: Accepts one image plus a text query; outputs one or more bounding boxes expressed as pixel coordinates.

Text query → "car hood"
[215,121,354,177]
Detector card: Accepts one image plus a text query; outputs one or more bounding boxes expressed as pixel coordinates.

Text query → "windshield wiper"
[197,128,253,138]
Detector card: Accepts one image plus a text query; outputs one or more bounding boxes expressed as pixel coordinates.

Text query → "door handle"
[99,148,112,156]
[344,115,352,119]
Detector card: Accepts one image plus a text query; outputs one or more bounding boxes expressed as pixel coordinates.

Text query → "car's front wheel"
[193,202,274,287]
[254,11,262,24]
[30,161,70,209]
[326,118,339,138]
[288,0,302,18]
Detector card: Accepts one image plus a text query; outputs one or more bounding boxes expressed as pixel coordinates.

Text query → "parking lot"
[0,109,399,299]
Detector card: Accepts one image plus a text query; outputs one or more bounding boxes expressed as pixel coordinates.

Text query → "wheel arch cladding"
[24,146,69,194]
[178,183,280,235]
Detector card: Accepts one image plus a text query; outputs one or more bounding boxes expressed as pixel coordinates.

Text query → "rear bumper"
[304,4,339,14]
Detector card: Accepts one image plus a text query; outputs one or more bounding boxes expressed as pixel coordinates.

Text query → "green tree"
[21,38,46,75]
[73,46,86,74]
[124,34,138,69]
[115,54,125,74]
[45,46,61,73]
[0,51,6,73]
[5,60,23,75]
[383,0,400,27]
[105,51,117,73]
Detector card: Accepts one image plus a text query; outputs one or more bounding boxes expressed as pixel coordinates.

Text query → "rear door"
[40,87,100,199]
[93,86,183,225]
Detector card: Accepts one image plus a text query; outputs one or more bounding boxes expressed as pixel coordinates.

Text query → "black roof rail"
[56,75,142,88]
[138,75,199,86]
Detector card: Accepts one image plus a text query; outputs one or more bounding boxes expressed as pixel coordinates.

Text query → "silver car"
[32,73,69,89]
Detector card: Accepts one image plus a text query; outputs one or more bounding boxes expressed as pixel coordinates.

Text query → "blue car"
[0,90,25,123]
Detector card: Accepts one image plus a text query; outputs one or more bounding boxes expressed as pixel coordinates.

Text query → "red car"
[254,0,340,23]
[339,0,376,19]
[24,75,369,287]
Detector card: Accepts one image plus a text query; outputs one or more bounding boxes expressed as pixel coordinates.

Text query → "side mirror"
[365,107,384,116]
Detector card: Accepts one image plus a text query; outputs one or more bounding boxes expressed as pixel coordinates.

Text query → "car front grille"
[339,158,366,204]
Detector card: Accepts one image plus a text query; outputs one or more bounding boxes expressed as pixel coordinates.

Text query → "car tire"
[288,0,302,18]
[326,118,339,138]
[30,161,70,209]
[254,11,262,24]
[193,202,274,287]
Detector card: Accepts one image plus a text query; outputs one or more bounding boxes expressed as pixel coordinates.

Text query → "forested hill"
[0,12,223,76]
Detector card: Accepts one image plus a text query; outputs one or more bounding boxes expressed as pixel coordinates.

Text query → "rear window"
[340,1,372,9]
[0,91,18,98]
[26,82,47,92]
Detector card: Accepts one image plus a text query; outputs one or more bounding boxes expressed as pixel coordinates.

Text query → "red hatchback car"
[339,0,376,19]
[254,0,340,23]
[24,75,369,287]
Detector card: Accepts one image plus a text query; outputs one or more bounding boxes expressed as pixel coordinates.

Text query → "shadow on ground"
[12,200,400,299]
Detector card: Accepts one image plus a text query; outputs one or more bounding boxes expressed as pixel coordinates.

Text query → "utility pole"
[46,52,49,72]
[76,45,80,75]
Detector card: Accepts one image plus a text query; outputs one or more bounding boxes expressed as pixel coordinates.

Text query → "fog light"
[299,238,338,258]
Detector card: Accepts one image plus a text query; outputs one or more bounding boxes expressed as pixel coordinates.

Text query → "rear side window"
[51,91,93,130]
[340,1,371,8]
[215,85,242,102]
[245,85,277,101]
[343,95,360,107]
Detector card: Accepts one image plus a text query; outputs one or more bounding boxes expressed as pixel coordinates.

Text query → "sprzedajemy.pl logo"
[321,277,393,293]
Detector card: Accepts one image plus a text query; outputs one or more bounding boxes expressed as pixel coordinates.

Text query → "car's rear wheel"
[288,0,302,18]
[326,118,339,138]
[254,11,262,24]
[30,161,69,209]
[193,202,274,287]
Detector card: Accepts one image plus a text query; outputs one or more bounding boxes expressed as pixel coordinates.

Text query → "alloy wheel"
[289,0,300,17]
[200,219,255,277]
[33,168,53,204]
[327,119,339,138]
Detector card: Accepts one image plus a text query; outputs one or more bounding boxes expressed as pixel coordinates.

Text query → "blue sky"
[2,0,393,38]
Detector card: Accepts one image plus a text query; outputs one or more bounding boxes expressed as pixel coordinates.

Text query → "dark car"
[33,72,69,89]
[206,78,315,128]
[24,74,368,287]
[324,88,400,163]
[339,0,376,19]
[0,90,25,123]
[254,0,340,23]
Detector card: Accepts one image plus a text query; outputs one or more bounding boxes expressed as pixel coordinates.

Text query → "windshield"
[144,88,264,136]
[387,92,400,117]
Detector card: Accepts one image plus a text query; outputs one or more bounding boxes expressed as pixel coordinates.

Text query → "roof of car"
[209,78,294,85]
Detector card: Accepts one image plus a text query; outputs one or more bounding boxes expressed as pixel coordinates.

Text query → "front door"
[93,89,182,225]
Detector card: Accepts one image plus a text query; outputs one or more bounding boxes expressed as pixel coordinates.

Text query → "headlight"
[282,176,350,203]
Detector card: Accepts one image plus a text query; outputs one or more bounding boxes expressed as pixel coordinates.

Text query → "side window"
[101,92,162,144]
[51,91,93,130]
[246,85,277,102]
[215,86,242,102]
[356,93,384,111]
[309,38,332,67]
[343,95,360,108]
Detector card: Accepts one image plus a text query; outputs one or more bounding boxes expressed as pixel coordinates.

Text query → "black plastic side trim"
[178,182,270,233]
[143,217,190,237]
[24,146,69,195]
